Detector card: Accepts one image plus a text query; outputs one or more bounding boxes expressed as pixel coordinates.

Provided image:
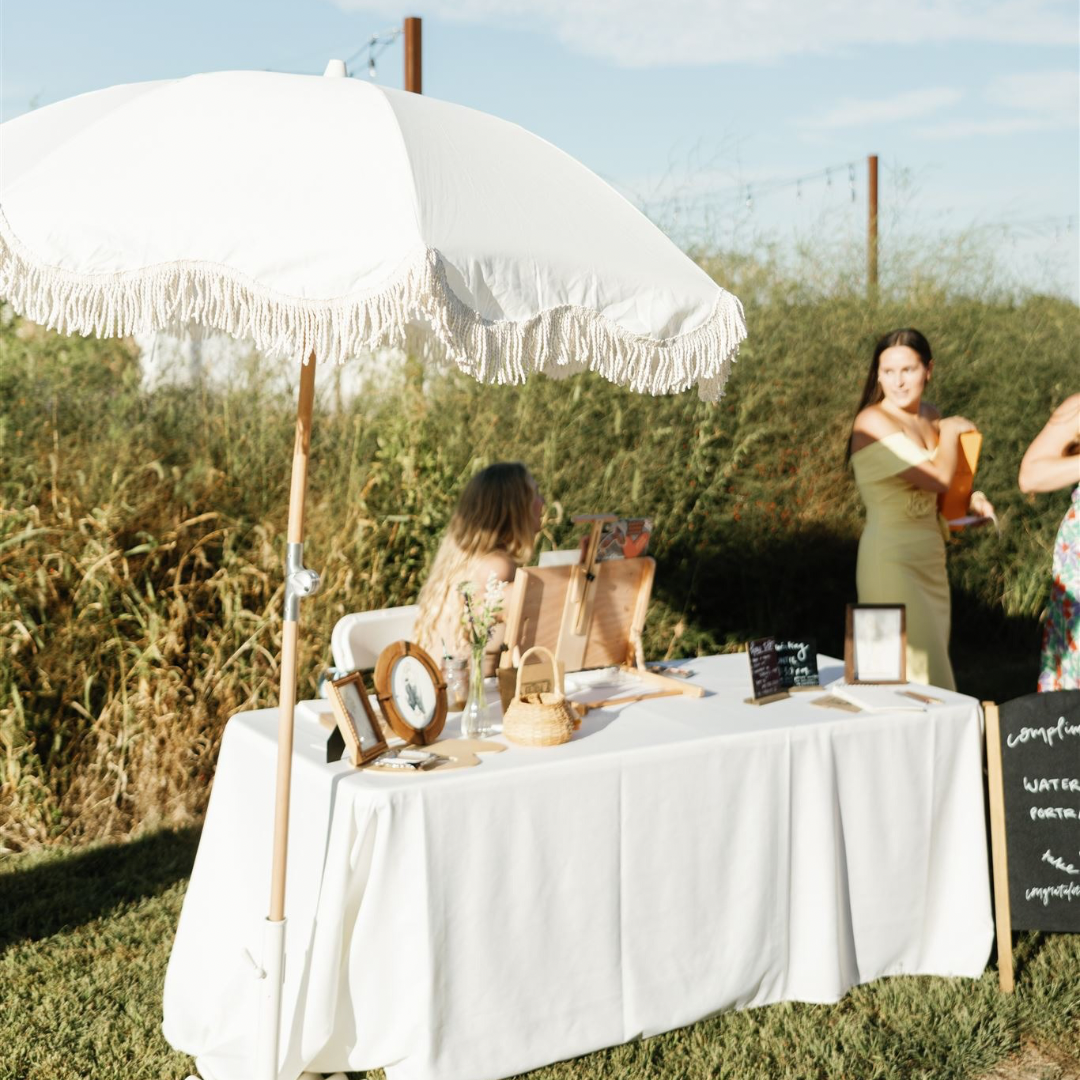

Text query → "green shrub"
[1,278,1077,848]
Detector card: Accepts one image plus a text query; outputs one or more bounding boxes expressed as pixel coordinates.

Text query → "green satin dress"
[851,432,956,691]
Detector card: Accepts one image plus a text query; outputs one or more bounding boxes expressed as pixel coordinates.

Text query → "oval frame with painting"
[374,640,447,745]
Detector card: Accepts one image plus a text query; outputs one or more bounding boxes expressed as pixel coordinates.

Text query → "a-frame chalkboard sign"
[984,691,1080,992]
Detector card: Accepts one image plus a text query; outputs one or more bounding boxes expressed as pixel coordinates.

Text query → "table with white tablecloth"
[162,655,993,1080]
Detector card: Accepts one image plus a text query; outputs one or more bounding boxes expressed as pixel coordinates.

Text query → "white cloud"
[986,70,1079,124]
[329,0,1078,66]
[802,88,963,130]
[915,116,1058,139]
[915,69,1078,139]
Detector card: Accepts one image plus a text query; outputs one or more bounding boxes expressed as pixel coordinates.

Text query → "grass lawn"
[2,828,1078,1080]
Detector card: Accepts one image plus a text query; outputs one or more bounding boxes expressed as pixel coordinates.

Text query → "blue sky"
[2,0,1077,298]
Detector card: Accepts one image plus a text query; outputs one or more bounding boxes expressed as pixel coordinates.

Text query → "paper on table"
[809,694,863,713]
[826,682,927,712]
[564,667,627,693]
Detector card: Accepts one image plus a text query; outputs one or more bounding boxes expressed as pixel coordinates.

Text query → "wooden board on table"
[503,557,655,674]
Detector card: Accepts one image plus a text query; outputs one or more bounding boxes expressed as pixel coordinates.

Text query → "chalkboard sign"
[986,691,1080,990]
[995,691,1080,931]
[746,638,788,704]
[776,638,819,689]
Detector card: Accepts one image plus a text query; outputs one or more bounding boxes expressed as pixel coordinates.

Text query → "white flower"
[457,573,505,652]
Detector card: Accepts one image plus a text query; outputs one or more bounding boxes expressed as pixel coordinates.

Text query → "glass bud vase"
[461,650,496,738]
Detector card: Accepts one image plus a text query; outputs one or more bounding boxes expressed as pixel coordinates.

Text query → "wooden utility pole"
[402,16,424,387]
[867,154,879,294]
[404,16,422,93]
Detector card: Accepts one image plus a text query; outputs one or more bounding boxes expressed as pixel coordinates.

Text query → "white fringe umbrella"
[0,61,745,1080]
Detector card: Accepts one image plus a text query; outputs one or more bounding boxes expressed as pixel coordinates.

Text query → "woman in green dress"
[847,329,994,690]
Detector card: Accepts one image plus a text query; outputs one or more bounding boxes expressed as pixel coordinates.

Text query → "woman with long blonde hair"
[415,462,544,671]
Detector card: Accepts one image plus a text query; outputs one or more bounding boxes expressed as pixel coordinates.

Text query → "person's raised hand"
[968,490,996,521]
[940,415,977,437]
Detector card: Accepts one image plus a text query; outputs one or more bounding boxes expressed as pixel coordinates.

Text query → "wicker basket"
[502,646,580,747]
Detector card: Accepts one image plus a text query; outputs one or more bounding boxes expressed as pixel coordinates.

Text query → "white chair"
[537,549,582,567]
[330,604,419,670]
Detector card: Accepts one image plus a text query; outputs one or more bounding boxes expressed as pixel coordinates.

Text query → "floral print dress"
[1038,486,1080,691]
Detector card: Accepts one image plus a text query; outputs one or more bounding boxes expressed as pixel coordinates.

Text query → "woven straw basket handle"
[514,645,564,698]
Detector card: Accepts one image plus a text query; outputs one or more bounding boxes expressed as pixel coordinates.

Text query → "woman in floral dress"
[1020,393,1080,691]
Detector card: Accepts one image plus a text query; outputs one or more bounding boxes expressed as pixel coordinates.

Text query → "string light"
[622,157,1074,262]
[624,159,861,230]
[343,26,403,81]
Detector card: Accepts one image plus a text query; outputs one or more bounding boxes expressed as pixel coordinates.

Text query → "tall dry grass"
[1,266,1077,850]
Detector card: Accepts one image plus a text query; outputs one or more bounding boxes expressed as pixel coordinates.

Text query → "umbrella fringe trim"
[0,221,746,401]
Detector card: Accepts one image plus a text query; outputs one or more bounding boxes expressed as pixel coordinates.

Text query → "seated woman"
[847,328,994,690]
[414,462,544,674]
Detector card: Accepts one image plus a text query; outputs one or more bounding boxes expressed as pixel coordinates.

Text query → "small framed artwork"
[845,604,907,684]
[328,672,390,766]
[373,640,448,745]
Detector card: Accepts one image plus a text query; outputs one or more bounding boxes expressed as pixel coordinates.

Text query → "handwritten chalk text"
[776,641,810,662]
[1024,777,1080,793]
[1025,882,1080,905]
[1041,849,1080,876]
[1007,716,1080,750]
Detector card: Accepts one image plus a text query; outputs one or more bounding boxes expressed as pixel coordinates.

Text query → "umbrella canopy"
[0,69,744,400]
[0,65,747,1080]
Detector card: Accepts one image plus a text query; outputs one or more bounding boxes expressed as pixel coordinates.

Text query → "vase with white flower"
[458,574,506,738]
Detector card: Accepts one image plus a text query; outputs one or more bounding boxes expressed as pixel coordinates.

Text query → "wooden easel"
[983,701,1015,993]
[555,514,617,670]
[501,515,702,702]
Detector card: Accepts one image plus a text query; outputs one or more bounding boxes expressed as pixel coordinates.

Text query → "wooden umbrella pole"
[258,353,319,1080]
[269,351,318,923]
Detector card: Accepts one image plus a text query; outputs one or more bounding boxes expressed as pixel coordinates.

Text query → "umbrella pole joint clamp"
[284,542,321,621]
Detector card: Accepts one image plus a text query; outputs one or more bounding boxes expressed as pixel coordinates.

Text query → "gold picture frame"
[328,671,390,766]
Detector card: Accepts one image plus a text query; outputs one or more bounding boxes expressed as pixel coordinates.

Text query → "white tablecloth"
[163,655,993,1080]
